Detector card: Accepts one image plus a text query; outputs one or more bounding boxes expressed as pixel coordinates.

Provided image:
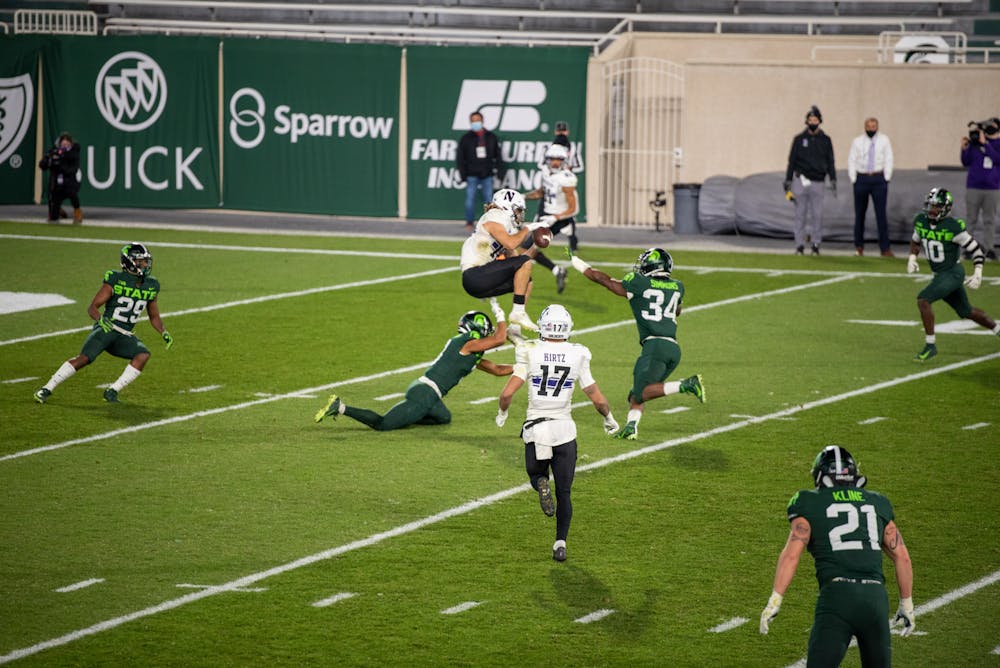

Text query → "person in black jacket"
[457,112,504,231]
[39,132,83,224]
[784,106,836,255]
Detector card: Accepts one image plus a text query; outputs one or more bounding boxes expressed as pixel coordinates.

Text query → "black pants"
[853,175,889,251]
[47,185,80,221]
[525,439,578,542]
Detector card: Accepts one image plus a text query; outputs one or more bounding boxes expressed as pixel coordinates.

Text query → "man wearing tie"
[848,118,895,257]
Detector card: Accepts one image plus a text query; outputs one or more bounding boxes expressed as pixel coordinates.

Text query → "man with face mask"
[784,106,837,256]
[961,117,1000,260]
[848,117,895,257]
[457,111,505,231]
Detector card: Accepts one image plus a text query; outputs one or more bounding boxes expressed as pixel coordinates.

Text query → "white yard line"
[708,617,749,633]
[1,276,851,463]
[961,422,990,431]
[312,592,357,608]
[53,579,104,593]
[440,601,483,615]
[2,352,999,664]
[574,609,616,624]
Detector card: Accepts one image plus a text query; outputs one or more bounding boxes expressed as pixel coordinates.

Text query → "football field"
[1,220,998,667]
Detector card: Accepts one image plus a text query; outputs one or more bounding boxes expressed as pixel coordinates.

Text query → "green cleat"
[103,388,119,403]
[913,344,937,362]
[681,374,706,403]
[614,421,638,441]
[536,477,555,517]
[314,394,342,423]
[34,387,51,404]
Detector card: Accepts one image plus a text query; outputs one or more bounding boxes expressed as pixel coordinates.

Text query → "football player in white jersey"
[525,144,579,293]
[496,304,618,562]
[461,188,548,332]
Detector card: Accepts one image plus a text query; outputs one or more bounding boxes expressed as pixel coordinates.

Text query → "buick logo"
[95,51,167,132]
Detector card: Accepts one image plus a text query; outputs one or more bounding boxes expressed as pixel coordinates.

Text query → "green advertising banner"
[0,36,47,204]
[406,46,589,221]
[223,40,400,216]
[42,35,219,208]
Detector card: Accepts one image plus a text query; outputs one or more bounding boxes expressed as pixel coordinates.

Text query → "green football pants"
[343,380,451,431]
[807,580,891,668]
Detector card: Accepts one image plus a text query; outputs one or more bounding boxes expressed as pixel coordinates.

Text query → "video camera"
[649,190,667,210]
[969,118,1000,141]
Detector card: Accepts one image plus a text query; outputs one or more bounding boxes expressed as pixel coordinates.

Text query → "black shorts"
[462,255,531,298]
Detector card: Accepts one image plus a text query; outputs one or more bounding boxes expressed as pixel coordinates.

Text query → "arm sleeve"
[578,346,596,388]
[512,342,530,380]
[954,228,985,264]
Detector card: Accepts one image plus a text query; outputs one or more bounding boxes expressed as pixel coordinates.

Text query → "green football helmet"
[812,445,867,488]
[924,187,953,222]
[634,247,673,278]
[457,310,494,339]
[120,242,152,277]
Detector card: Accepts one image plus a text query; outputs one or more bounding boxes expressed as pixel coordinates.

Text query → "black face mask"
[807,123,820,132]
[865,130,877,138]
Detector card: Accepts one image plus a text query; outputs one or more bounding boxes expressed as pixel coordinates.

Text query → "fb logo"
[228,87,266,149]
[451,80,546,133]
[0,73,33,167]
[95,51,167,132]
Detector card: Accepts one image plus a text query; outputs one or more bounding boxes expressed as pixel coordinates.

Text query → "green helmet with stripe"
[457,311,494,339]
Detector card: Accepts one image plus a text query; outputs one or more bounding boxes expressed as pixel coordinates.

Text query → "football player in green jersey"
[906,187,1000,362]
[34,243,173,404]
[567,247,705,440]
[315,301,513,431]
[760,446,915,668]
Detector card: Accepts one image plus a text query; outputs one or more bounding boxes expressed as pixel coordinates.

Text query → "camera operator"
[961,118,1000,259]
[39,132,83,224]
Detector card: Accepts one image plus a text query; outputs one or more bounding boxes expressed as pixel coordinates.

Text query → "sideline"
[1,275,854,462]
[2,350,998,664]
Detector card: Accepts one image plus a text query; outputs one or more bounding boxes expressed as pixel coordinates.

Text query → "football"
[532,227,553,248]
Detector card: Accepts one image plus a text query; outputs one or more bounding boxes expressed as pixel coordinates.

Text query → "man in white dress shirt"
[848,118,895,257]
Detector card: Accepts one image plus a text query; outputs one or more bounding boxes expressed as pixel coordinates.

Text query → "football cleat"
[681,374,706,403]
[913,343,937,362]
[103,388,119,403]
[536,477,555,517]
[614,421,638,441]
[555,266,568,294]
[811,244,820,256]
[553,540,567,562]
[34,387,51,404]
[314,394,342,423]
[506,323,526,347]
[509,310,539,332]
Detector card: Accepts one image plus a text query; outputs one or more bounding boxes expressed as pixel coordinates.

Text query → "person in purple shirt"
[961,118,1000,260]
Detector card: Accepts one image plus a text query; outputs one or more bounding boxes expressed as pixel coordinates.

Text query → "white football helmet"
[544,144,569,162]
[491,188,526,224]
[537,304,573,340]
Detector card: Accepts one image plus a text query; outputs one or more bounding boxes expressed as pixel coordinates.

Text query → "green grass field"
[1,220,998,667]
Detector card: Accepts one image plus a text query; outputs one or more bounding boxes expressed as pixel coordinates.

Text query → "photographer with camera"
[38,132,83,224]
[961,118,1000,259]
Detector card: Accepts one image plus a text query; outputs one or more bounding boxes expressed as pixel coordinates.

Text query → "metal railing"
[14,9,97,35]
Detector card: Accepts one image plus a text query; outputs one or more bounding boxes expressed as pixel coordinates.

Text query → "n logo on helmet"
[95,52,168,132]
[451,80,546,133]
[0,73,33,167]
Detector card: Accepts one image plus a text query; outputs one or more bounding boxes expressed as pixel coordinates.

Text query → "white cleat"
[509,310,539,332]
[506,323,526,346]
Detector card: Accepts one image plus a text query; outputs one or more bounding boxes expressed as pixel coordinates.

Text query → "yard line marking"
[574,609,615,624]
[783,568,1000,668]
[3,276,851,463]
[175,584,267,592]
[661,406,691,414]
[54,578,104,593]
[1,377,38,384]
[440,601,483,615]
[375,392,405,401]
[962,422,990,430]
[708,617,749,633]
[4,355,1000,663]
[181,385,222,394]
[858,416,888,425]
[848,318,996,335]
[312,592,357,608]
[992,645,1000,655]
[468,396,497,405]
[731,414,796,421]
[0,266,457,348]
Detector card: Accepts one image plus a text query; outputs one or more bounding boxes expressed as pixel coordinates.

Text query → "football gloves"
[495,408,508,428]
[524,222,548,232]
[162,331,174,350]
[906,254,920,274]
[98,316,114,333]
[964,265,983,290]
[892,597,916,636]
[759,591,783,634]
[603,412,619,435]
[488,298,506,324]
[537,214,557,227]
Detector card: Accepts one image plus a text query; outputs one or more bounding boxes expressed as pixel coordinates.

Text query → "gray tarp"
[699,169,969,242]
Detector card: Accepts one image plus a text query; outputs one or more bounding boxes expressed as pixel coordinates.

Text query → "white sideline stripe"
[2,276,852,463]
[312,592,357,608]
[858,416,888,425]
[661,406,691,414]
[0,233,457,261]
[708,617,749,633]
[1,377,38,384]
[961,422,990,430]
[440,601,482,615]
[0,266,457,348]
[4,356,1000,663]
[54,578,104,593]
[574,609,615,624]
[375,392,405,401]
[783,568,1000,668]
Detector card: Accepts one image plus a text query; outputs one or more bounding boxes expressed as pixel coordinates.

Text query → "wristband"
[570,256,591,274]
